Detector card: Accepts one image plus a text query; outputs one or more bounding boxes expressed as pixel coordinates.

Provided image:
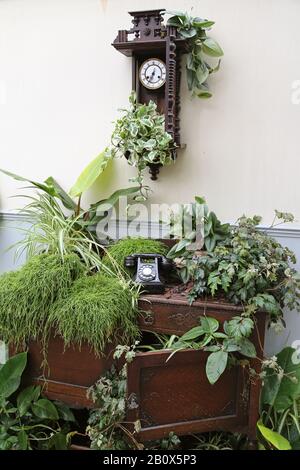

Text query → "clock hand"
[149,68,156,82]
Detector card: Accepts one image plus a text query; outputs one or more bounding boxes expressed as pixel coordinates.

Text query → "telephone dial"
[124,253,174,294]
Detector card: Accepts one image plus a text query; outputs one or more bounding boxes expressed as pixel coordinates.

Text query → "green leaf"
[69,149,111,197]
[54,402,76,422]
[196,91,213,99]
[200,316,219,334]
[196,62,209,85]
[202,38,224,57]
[31,399,59,420]
[179,28,197,39]
[49,431,68,450]
[17,430,28,450]
[237,337,256,358]
[261,347,300,412]
[0,352,27,399]
[44,177,76,211]
[206,351,228,384]
[223,316,254,339]
[180,326,205,342]
[257,421,291,450]
[17,385,41,417]
[193,20,215,29]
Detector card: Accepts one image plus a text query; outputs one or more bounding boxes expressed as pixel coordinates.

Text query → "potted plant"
[109,93,175,200]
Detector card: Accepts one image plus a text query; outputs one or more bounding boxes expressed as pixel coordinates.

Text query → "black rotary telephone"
[124,253,174,294]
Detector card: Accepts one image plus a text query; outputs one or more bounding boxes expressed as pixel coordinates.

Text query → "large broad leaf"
[44,177,76,211]
[237,337,256,358]
[0,169,76,211]
[0,352,27,399]
[32,399,59,420]
[17,385,41,417]
[202,38,224,57]
[206,350,228,384]
[82,186,140,226]
[54,402,76,422]
[261,347,300,412]
[69,149,111,197]
[17,430,29,450]
[179,326,205,342]
[200,316,219,334]
[257,421,291,450]
[196,62,209,85]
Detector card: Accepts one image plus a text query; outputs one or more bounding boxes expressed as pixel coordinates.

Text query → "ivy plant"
[109,92,175,200]
[0,352,75,450]
[87,344,180,450]
[166,10,223,98]
[170,209,300,331]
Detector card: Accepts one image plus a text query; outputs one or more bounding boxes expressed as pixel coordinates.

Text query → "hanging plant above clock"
[166,10,224,99]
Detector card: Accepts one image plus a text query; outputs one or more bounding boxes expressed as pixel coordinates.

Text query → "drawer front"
[126,349,250,441]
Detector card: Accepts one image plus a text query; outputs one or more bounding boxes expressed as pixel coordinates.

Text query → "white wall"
[0,0,300,226]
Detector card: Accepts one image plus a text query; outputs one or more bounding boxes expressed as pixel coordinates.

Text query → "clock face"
[139,58,166,90]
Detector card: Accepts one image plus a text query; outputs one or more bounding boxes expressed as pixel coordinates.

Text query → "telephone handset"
[124,253,174,293]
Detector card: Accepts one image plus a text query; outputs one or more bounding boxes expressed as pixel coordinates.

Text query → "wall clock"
[112,9,188,179]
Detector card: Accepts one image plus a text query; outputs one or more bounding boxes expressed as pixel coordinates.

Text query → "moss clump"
[0,254,84,348]
[102,237,168,274]
[47,274,139,355]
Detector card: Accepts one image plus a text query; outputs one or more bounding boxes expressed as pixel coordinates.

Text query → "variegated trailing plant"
[166,10,223,99]
[109,92,175,200]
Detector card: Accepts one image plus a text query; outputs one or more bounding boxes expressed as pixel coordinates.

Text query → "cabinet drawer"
[126,349,251,441]
[138,294,250,335]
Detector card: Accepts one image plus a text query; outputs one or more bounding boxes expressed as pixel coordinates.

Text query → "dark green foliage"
[180,215,300,322]
[102,237,168,274]
[0,352,75,450]
[0,254,84,349]
[47,275,139,355]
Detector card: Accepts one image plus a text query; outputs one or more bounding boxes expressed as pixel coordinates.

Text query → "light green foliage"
[0,352,75,450]
[109,93,174,199]
[12,193,109,272]
[0,169,139,243]
[47,275,140,355]
[102,237,168,274]
[257,421,291,450]
[167,11,223,98]
[0,254,84,349]
[69,148,111,198]
[260,347,300,450]
[167,196,230,266]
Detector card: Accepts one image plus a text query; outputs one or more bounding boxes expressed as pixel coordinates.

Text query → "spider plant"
[9,192,114,275]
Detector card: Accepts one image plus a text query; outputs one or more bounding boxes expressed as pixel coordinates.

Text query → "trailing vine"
[166,10,223,98]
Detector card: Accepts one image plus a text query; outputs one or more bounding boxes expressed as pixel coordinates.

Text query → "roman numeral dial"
[139,58,166,90]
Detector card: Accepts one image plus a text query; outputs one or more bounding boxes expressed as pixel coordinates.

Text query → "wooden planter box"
[126,291,266,444]
[10,335,115,408]
[10,289,266,447]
